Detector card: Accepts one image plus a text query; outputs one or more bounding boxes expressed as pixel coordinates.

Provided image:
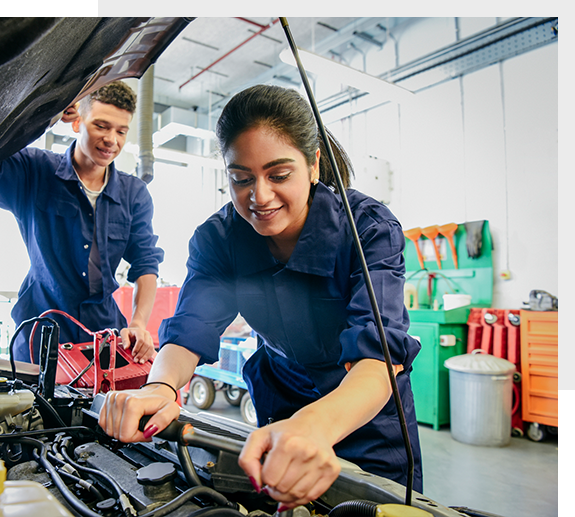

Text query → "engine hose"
[176,441,203,487]
[188,507,245,516]
[16,437,104,517]
[56,468,107,501]
[328,500,378,516]
[24,383,67,427]
[138,486,236,517]
[59,439,127,501]
[0,425,96,439]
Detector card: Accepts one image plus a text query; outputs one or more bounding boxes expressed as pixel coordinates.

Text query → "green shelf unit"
[404,221,493,429]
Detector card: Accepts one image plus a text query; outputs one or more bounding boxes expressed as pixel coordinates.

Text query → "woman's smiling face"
[224,126,319,250]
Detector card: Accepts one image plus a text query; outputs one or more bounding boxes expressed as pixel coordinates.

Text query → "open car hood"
[0,17,191,161]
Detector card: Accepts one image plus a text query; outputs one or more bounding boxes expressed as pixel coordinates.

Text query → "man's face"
[72,100,132,170]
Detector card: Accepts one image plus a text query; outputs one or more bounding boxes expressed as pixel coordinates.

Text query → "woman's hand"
[239,359,401,510]
[98,384,181,443]
[238,414,341,510]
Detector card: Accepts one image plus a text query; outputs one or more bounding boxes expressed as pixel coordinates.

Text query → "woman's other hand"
[238,414,341,510]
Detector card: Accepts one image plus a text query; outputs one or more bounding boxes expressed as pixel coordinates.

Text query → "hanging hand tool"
[403,227,425,270]
[464,220,485,258]
[421,225,442,269]
[438,222,459,269]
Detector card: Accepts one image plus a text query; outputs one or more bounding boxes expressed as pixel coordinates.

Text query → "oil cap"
[136,462,177,486]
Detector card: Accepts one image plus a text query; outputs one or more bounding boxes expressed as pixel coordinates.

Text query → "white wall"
[0,17,558,315]
[327,26,557,310]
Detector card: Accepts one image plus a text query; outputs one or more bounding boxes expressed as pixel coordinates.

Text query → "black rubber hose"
[176,442,203,487]
[22,382,67,427]
[10,436,104,517]
[328,500,378,516]
[56,468,106,501]
[188,507,245,516]
[138,486,235,517]
[59,439,126,500]
[8,316,58,376]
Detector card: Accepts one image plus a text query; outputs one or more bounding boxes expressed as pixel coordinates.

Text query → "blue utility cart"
[185,337,257,426]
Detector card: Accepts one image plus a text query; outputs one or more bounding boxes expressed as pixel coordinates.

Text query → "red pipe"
[179,17,280,89]
[235,17,268,29]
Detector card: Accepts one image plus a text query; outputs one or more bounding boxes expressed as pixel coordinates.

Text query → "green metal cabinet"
[408,314,468,430]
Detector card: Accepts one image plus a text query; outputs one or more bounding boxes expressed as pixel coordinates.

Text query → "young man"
[0,81,164,364]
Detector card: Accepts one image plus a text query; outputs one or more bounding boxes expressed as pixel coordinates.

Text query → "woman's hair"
[216,84,353,192]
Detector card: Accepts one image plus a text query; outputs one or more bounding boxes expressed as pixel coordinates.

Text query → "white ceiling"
[150,17,410,120]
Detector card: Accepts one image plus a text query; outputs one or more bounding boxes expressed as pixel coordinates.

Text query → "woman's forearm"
[148,343,201,391]
[292,359,401,446]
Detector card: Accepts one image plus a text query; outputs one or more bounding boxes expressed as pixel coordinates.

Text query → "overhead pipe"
[179,18,280,89]
[137,64,155,184]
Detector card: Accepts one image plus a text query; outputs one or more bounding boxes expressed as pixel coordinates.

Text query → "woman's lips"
[251,207,281,220]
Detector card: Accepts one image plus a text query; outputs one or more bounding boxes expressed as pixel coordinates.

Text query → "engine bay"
[0,373,488,517]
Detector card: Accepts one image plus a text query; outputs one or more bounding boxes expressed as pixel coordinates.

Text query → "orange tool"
[403,227,425,269]
[421,225,442,269]
[438,222,459,269]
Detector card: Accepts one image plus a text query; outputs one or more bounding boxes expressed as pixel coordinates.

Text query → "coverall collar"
[234,181,342,278]
[55,142,122,204]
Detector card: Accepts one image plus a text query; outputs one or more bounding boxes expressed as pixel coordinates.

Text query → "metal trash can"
[444,350,516,446]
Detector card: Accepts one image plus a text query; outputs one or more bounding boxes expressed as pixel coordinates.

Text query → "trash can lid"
[444,349,516,375]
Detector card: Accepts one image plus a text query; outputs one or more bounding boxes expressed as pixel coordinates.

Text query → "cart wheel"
[512,427,524,438]
[224,385,246,407]
[189,376,216,410]
[527,422,548,442]
[240,392,257,426]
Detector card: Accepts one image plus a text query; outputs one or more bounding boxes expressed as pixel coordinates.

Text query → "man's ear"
[71,117,82,134]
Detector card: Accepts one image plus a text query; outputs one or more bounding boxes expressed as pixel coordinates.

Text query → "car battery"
[56,337,151,394]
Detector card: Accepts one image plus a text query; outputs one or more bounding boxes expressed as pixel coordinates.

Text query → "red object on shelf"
[467,307,523,434]
[466,309,484,353]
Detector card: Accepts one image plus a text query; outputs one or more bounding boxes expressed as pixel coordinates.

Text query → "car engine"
[0,316,488,517]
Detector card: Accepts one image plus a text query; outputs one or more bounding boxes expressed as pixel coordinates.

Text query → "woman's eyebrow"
[263,158,296,169]
[227,158,296,172]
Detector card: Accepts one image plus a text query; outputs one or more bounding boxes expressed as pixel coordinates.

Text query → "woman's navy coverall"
[159,181,423,491]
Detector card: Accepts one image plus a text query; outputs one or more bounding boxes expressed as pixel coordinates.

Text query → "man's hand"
[61,102,80,123]
[120,326,156,364]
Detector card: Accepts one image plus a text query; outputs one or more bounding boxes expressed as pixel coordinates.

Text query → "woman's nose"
[250,180,273,205]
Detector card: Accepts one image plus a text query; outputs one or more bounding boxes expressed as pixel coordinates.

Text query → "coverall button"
[82,272,86,277]
[84,244,89,249]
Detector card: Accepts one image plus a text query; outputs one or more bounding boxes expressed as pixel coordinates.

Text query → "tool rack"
[403,221,494,430]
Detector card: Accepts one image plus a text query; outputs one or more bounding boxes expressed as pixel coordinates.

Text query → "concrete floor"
[183,391,559,517]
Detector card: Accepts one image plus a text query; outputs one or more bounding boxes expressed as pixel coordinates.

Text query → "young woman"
[98,84,422,511]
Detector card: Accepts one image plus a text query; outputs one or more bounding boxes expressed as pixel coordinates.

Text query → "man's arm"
[120,273,157,363]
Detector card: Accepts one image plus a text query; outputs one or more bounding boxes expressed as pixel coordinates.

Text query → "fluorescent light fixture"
[153,122,216,148]
[124,142,224,170]
[279,48,414,105]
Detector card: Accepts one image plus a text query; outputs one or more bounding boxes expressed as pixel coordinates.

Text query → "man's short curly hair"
[79,81,137,115]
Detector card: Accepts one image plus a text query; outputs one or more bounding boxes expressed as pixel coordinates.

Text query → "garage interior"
[0,16,558,517]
